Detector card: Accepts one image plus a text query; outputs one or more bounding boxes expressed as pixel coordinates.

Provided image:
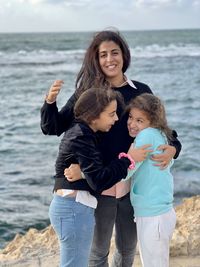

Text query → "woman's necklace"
[115,75,127,88]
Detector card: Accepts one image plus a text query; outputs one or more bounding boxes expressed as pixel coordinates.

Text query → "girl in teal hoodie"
[126,93,176,267]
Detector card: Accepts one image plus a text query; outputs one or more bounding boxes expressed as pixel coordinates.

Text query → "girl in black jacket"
[49,87,137,267]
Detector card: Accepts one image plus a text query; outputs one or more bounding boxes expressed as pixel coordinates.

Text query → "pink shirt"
[102,78,137,199]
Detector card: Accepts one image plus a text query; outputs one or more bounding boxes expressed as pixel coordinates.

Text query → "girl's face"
[98,41,124,84]
[127,108,151,137]
[90,100,118,132]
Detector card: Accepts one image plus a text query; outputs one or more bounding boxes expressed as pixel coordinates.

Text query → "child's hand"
[128,144,153,162]
[151,144,176,169]
[64,164,82,182]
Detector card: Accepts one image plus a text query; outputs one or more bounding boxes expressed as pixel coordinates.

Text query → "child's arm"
[128,144,153,162]
[124,129,157,180]
[124,144,151,180]
[69,134,131,193]
[64,144,153,182]
[124,162,142,180]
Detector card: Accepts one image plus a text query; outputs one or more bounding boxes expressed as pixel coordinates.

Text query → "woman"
[41,30,181,267]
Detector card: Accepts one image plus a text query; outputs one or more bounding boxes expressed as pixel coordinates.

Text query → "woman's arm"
[151,130,182,169]
[40,89,77,136]
[169,130,182,159]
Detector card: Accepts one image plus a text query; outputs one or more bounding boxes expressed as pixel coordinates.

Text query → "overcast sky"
[0,0,200,33]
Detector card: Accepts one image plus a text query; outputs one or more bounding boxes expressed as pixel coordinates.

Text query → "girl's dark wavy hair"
[74,87,122,125]
[127,93,173,141]
[75,30,131,97]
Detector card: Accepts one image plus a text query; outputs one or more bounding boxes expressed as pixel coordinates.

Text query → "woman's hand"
[46,80,64,103]
[151,144,176,169]
[64,164,82,182]
[127,144,153,162]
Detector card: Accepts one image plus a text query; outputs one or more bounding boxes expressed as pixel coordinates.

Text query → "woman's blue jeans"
[49,194,95,267]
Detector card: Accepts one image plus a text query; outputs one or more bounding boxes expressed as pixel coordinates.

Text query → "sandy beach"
[0,252,200,267]
[134,255,200,267]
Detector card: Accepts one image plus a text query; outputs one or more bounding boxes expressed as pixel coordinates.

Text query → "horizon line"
[0,27,200,34]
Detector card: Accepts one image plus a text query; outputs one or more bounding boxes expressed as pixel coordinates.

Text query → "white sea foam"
[0,49,85,65]
[130,43,200,58]
[1,44,200,68]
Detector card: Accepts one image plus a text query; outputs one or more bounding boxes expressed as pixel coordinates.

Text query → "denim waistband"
[53,193,76,201]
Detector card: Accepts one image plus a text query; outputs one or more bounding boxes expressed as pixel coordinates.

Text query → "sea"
[0,29,200,249]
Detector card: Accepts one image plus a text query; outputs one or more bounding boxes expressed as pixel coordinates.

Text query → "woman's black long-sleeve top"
[54,121,130,195]
[41,80,182,164]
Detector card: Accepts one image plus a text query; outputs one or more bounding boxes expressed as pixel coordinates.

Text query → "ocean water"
[0,29,200,249]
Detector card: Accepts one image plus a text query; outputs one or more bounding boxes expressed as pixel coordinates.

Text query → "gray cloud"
[134,0,198,8]
[0,0,199,32]
[44,0,92,6]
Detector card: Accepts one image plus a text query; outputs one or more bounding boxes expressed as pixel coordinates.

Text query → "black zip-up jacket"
[41,80,182,164]
[54,121,131,195]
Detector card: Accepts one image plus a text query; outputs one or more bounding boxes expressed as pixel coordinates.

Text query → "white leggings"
[135,208,176,267]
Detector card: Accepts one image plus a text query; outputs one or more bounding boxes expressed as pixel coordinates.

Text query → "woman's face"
[98,41,124,83]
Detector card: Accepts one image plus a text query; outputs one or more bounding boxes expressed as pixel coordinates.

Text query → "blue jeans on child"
[49,194,95,267]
